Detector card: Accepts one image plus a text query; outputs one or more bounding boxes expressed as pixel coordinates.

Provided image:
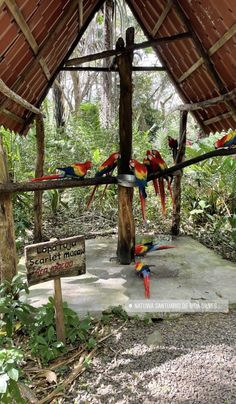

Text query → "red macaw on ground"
[215,131,236,149]
[135,262,151,298]
[130,159,148,224]
[135,241,176,257]
[31,161,92,181]
[86,152,120,209]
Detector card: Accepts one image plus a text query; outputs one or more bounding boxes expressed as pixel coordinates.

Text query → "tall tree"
[53,72,65,129]
[101,0,114,128]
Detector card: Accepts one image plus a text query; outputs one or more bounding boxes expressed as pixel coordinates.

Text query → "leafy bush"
[0,348,25,404]
[0,275,35,338]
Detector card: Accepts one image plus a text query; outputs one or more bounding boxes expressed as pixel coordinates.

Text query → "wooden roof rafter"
[173,87,236,112]
[178,22,236,83]
[0,0,81,127]
[173,2,236,123]
[151,0,173,37]
[0,78,44,116]
[4,0,51,81]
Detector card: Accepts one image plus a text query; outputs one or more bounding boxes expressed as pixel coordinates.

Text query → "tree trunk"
[0,135,17,283]
[33,115,45,242]
[53,72,65,129]
[101,0,114,128]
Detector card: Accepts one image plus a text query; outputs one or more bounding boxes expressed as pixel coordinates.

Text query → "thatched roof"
[0,0,236,134]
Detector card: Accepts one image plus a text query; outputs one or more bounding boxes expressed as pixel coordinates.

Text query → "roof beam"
[5,0,51,80]
[0,0,79,114]
[151,0,173,37]
[0,78,44,116]
[174,2,236,122]
[172,87,236,111]
[178,21,236,83]
[61,66,166,72]
[203,111,233,126]
[1,108,25,124]
[78,0,83,29]
[65,32,191,66]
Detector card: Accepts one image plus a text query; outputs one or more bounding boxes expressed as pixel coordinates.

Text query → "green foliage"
[0,275,34,338]
[29,297,93,364]
[0,348,25,404]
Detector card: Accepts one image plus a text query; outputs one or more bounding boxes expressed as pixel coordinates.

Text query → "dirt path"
[63,309,236,404]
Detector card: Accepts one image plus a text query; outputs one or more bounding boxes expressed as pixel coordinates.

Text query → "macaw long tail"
[31,174,62,181]
[86,185,98,209]
[101,184,109,199]
[155,245,176,251]
[158,178,166,216]
[139,189,146,224]
[143,276,150,299]
[152,179,159,195]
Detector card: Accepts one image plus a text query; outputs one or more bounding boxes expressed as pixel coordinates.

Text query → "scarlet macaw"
[147,150,173,216]
[143,156,159,195]
[135,262,151,299]
[31,161,92,181]
[135,241,176,257]
[86,152,120,209]
[129,159,148,224]
[168,136,178,161]
[215,131,236,148]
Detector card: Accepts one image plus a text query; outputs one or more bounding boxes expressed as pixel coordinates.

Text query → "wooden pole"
[117,28,135,265]
[33,115,45,242]
[0,135,17,283]
[54,278,66,343]
[171,111,188,236]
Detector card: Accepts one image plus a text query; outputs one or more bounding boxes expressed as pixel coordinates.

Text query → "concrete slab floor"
[19,236,236,316]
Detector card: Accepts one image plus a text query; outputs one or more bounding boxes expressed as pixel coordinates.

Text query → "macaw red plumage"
[31,161,92,181]
[135,262,151,298]
[135,241,176,257]
[215,131,236,149]
[86,152,120,209]
[168,136,178,161]
[147,150,173,216]
[130,159,148,224]
[143,156,159,196]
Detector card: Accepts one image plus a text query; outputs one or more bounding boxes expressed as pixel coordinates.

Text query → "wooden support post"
[54,278,66,343]
[0,135,17,283]
[33,115,45,242]
[117,28,135,265]
[171,111,188,236]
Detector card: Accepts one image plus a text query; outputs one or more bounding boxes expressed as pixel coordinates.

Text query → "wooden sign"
[25,235,86,285]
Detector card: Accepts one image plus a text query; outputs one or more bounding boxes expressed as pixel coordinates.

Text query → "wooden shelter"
[0,0,236,279]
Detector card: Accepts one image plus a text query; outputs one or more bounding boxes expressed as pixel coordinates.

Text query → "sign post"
[25,235,86,343]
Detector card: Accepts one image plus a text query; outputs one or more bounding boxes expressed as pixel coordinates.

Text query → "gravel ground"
[62,309,236,404]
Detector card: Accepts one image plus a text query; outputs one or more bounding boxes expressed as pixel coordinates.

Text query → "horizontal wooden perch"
[65,32,191,66]
[61,66,166,72]
[0,147,235,194]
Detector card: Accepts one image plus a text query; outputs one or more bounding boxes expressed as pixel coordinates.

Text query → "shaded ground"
[63,309,236,404]
[40,210,236,263]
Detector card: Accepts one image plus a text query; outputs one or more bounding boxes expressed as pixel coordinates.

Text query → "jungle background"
[2,1,236,261]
